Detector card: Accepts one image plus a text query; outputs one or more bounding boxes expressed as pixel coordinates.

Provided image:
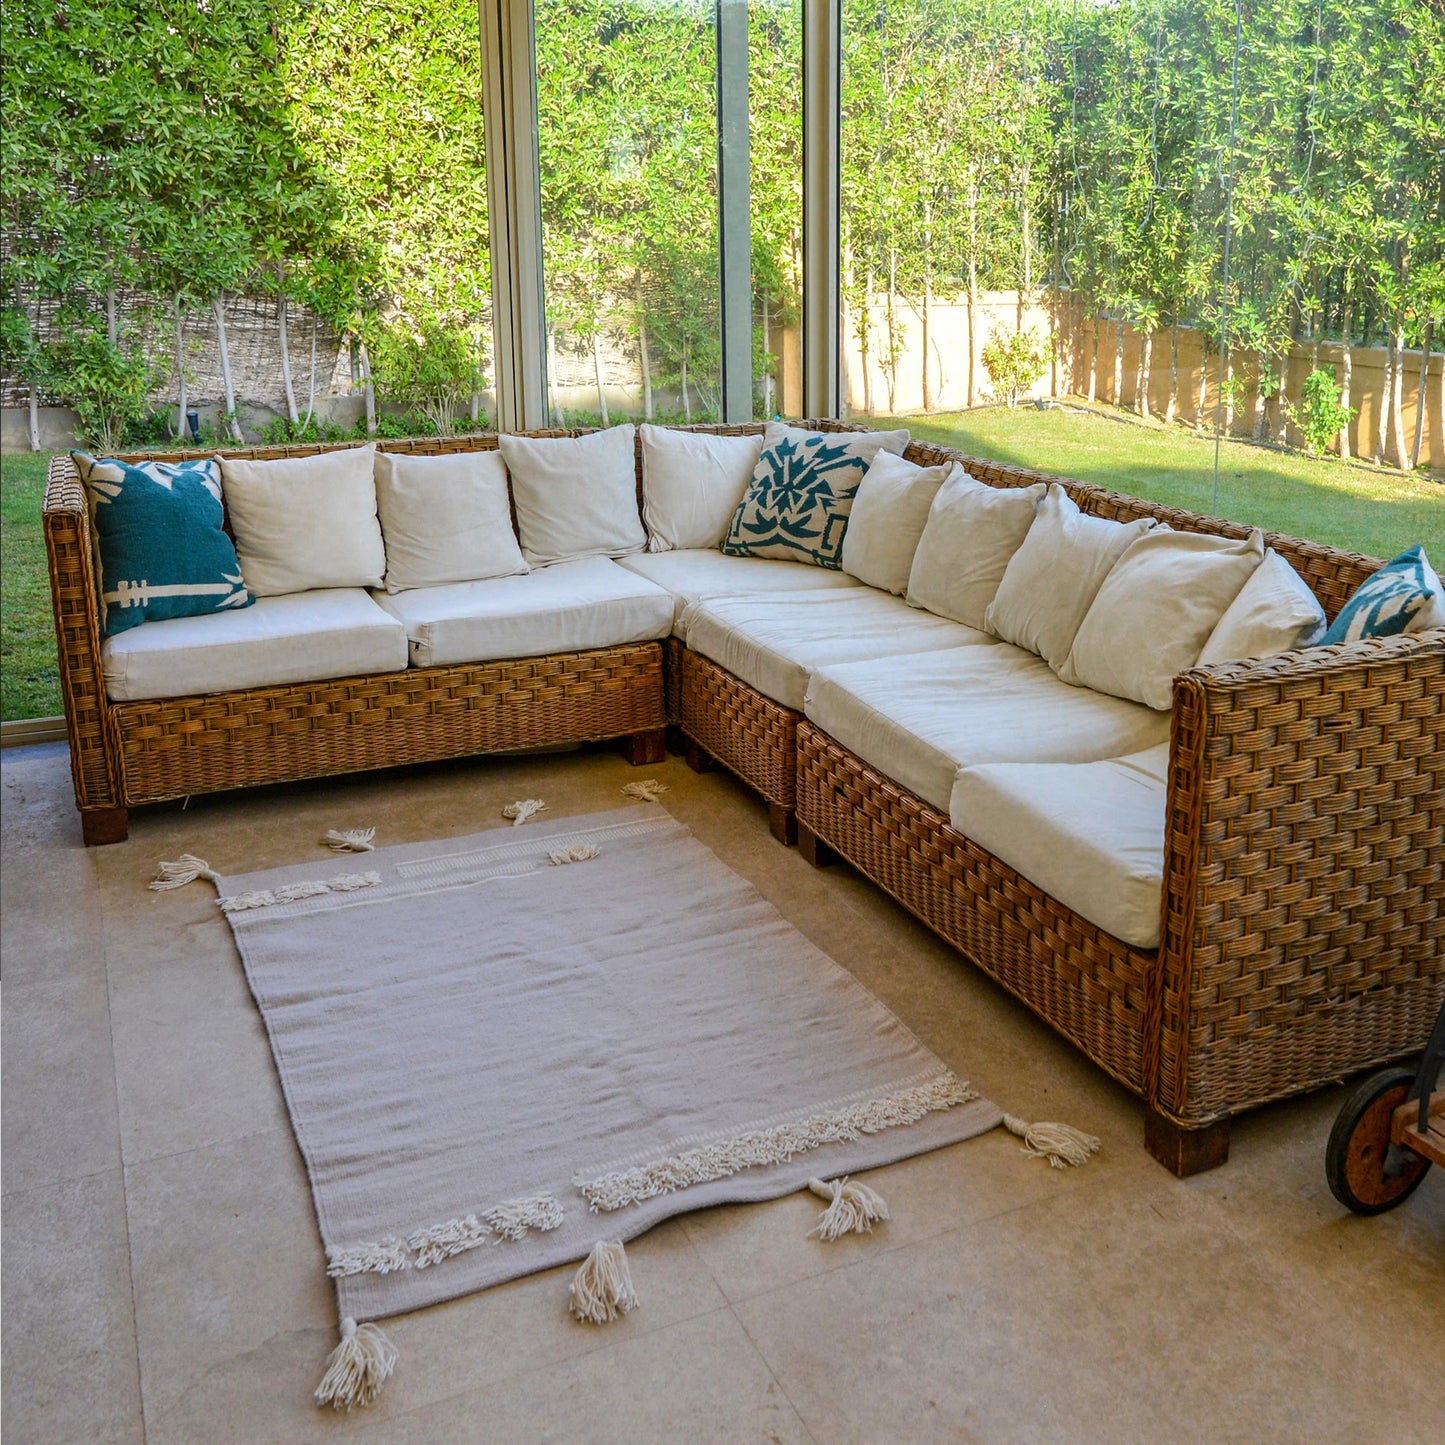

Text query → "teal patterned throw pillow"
[721,427,906,568]
[1320,545,1445,646]
[73,452,253,635]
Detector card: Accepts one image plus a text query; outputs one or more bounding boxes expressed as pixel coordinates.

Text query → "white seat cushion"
[614,550,864,635]
[373,557,673,668]
[949,745,1169,949]
[101,589,407,702]
[805,646,1171,813]
[683,589,996,711]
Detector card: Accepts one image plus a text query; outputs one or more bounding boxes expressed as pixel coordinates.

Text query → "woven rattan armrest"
[1156,629,1445,1124]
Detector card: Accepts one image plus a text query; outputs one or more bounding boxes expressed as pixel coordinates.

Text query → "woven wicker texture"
[680,648,799,809]
[664,637,686,725]
[797,722,1156,1093]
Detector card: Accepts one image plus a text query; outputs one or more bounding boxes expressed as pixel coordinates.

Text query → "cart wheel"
[1326,1067,1431,1215]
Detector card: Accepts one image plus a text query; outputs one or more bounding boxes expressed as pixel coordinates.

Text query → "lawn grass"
[1,451,61,722]
[892,403,1444,561]
[1,409,1441,721]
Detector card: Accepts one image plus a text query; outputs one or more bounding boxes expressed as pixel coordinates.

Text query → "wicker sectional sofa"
[43,422,1444,1175]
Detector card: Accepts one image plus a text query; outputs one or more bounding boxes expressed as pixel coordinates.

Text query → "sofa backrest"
[97,419,1382,621]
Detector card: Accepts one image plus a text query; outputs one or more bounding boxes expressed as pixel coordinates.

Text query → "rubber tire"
[1326,1067,1432,1216]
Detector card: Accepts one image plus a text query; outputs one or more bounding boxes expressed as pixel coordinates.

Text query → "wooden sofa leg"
[665,724,687,757]
[1144,1108,1231,1177]
[798,822,837,868]
[682,738,716,774]
[621,728,666,766]
[81,805,129,847]
[768,803,798,847]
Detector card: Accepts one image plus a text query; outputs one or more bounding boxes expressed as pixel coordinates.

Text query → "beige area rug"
[211,804,1003,1328]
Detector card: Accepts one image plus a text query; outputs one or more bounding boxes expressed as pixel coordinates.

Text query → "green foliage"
[982,327,1049,407]
[257,415,359,446]
[43,321,169,452]
[369,319,488,436]
[1288,368,1358,456]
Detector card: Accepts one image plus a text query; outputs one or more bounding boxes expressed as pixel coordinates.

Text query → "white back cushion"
[220,444,384,596]
[1196,548,1326,664]
[640,425,764,551]
[841,451,952,595]
[374,449,527,593]
[906,470,1047,628]
[985,485,1155,669]
[1061,527,1265,709]
[499,426,644,566]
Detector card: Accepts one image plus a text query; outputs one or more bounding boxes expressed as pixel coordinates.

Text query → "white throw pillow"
[219,444,385,597]
[640,425,765,552]
[985,485,1155,669]
[906,469,1047,628]
[841,451,952,596]
[374,449,528,593]
[1196,548,1326,665]
[1061,526,1265,710]
[499,426,645,566]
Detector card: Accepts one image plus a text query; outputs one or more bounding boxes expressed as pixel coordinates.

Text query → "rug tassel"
[324,827,376,853]
[502,798,547,827]
[568,1240,638,1324]
[148,854,220,891]
[621,779,668,803]
[548,844,600,866]
[314,1316,397,1411]
[807,1177,891,1240]
[1002,1114,1101,1169]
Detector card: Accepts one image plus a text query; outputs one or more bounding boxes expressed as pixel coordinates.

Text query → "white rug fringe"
[807,1176,891,1241]
[217,871,382,913]
[407,1214,490,1268]
[315,1317,397,1410]
[576,1072,976,1211]
[326,1236,411,1279]
[621,779,668,803]
[569,1240,638,1324]
[482,1193,565,1241]
[503,798,548,826]
[548,844,600,866]
[1002,1114,1101,1169]
[324,827,376,853]
[149,855,220,891]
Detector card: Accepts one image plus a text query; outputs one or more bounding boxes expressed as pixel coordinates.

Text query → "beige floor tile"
[0,1170,144,1445]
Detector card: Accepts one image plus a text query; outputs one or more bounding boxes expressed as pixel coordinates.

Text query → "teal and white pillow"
[721,424,909,568]
[1320,545,1445,646]
[73,452,252,635]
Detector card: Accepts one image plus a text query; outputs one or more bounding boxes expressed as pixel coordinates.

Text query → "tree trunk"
[1274,354,1289,446]
[174,296,188,442]
[921,270,934,412]
[1339,302,1353,459]
[302,313,318,428]
[591,326,609,425]
[681,344,691,423]
[636,278,653,421]
[1196,353,1208,433]
[213,295,243,442]
[1223,352,1235,434]
[27,385,40,452]
[859,273,873,416]
[762,298,774,416]
[1087,317,1097,403]
[1136,328,1153,418]
[546,323,564,426]
[1165,324,1179,424]
[277,266,299,426]
[1391,315,1408,469]
[105,290,118,347]
[1410,321,1433,470]
[359,339,377,437]
[886,247,900,413]
[1112,320,1124,407]
[1250,355,1267,441]
[1375,332,1392,464]
[1017,171,1031,334]
[965,264,978,409]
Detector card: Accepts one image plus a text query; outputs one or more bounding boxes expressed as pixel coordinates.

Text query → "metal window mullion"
[717,0,753,422]
[801,0,840,419]
[480,0,548,433]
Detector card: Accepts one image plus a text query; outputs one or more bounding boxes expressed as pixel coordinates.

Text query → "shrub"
[1287,366,1356,456]
[43,320,168,452]
[982,327,1048,407]
[369,317,487,436]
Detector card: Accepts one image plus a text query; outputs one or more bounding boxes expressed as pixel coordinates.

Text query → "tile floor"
[2,739,1441,1444]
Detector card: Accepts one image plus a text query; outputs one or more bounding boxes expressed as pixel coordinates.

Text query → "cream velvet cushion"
[841,452,952,595]
[906,471,1047,628]
[985,485,1155,668]
[1197,548,1326,664]
[498,425,645,566]
[374,449,527,593]
[640,425,764,551]
[1061,527,1265,710]
[219,444,384,596]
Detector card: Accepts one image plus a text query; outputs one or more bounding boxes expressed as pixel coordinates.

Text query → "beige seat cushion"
[683,589,996,711]
[614,550,864,635]
[373,556,673,668]
[804,646,1171,813]
[101,588,407,702]
[949,744,1169,949]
